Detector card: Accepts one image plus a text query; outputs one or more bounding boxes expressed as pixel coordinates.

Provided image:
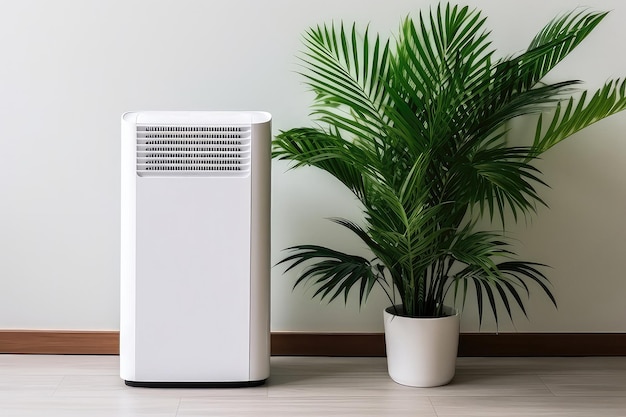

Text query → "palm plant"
[273,3,626,324]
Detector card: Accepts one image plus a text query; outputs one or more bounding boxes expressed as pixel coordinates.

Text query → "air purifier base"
[124,379,267,388]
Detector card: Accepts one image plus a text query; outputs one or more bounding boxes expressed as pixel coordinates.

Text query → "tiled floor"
[1,355,626,416]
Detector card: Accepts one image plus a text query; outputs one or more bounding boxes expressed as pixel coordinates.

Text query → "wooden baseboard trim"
[1,330,625,356]
[459,333,626,356]
[272,333,626,357]
[0,330,119,354]
[271,333,383,356]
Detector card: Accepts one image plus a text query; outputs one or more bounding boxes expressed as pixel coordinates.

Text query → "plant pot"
[383,305,460,387]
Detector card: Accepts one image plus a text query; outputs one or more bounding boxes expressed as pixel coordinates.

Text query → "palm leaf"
[526,9,608,85]
[533,79,626,153]
[273,127,371,199]
[276,245,388,306]
[300,22,391,147]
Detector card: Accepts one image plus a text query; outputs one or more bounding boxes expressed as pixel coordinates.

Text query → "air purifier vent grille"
[136,125,251,177]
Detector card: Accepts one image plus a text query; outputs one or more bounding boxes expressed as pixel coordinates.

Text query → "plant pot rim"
[384,304,458,319]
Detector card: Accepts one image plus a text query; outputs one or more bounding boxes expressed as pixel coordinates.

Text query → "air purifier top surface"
[122,111,271,125]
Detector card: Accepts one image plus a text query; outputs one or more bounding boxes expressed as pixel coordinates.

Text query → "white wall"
[1,0,625,332]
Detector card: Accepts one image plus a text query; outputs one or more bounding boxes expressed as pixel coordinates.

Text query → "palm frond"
[526,9,608,86]
[388,4,492,148]
[277,245,389,306]
[455,147,548,223]
[273,127,371,199]
[300,22,392,148]
[449,229,553,324]
[533,79,626,153]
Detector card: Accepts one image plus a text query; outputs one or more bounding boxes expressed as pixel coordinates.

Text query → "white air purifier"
[120,111,271,387]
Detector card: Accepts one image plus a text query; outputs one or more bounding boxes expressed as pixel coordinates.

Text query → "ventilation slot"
[136,125,251,177]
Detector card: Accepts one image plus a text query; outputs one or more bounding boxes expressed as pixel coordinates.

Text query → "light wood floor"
[1,355,626,416]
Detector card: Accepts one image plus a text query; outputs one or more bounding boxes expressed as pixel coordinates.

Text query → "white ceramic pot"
[383,305,460,387]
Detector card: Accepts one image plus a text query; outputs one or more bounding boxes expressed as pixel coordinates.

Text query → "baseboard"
[458,333,626,356]
[271,333,383,356]
[271,332,626,356]
[0,330,119,354]
[1,330,625,356]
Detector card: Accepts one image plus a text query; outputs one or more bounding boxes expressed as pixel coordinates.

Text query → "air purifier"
[120,111,271,387]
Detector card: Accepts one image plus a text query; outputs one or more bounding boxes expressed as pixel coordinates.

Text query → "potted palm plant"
[274,3,626,387]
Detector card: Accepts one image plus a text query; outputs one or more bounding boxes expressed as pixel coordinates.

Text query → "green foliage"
[273,3,626,323]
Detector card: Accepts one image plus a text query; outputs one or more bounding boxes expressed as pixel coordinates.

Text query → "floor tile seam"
[536,374,569,397]
[537,374,626,397]
[536,373,626,378]
[429,394,626,399]
[177,392,270,401]
[454,371,624,375]
[173,397,182,417]
[455,371,575,375]
[264,393,409,399]
[427,395,626,406]
[51,374,66,396]
[529,373,558,397]
[262,393,558,399]
[427,396,440,417]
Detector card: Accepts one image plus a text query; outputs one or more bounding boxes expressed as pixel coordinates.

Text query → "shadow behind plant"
[273,3,626,324]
